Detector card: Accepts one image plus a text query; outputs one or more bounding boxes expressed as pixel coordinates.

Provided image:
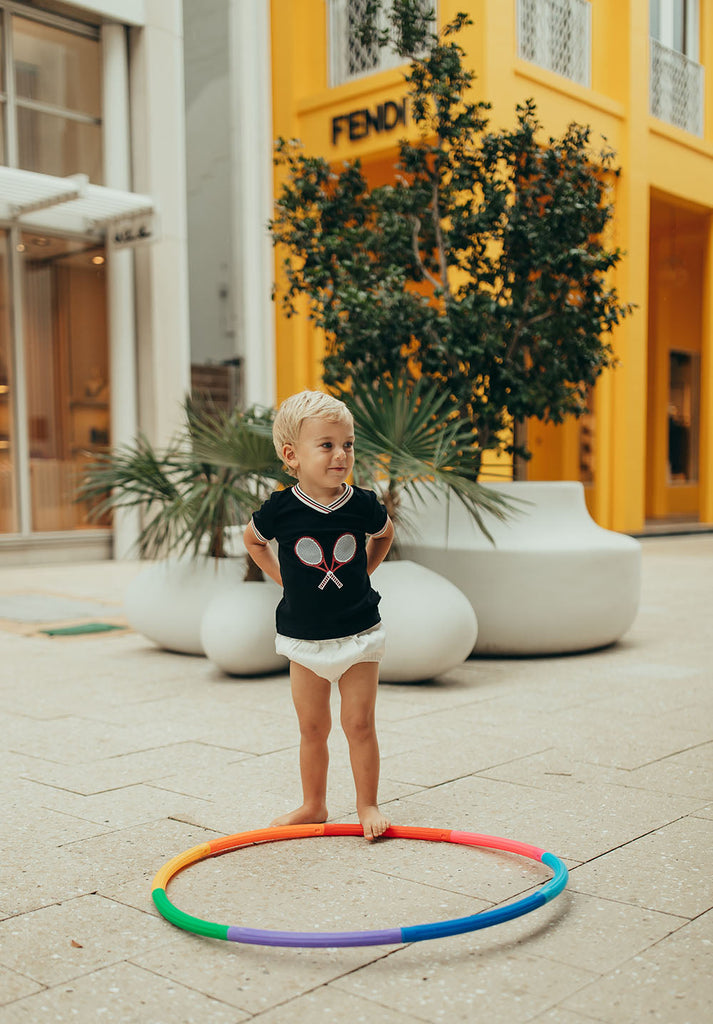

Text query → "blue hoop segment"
[151,823,568,947]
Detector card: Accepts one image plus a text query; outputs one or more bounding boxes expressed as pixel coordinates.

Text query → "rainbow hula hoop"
[152,823,568,948]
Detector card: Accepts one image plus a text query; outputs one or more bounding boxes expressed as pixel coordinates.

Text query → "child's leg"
[270,661,331,827]
[338,661,391,841]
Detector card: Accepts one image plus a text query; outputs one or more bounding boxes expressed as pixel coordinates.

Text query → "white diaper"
[275,623,386,684]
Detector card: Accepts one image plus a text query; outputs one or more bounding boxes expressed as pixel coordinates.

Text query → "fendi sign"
[331,98,407,145]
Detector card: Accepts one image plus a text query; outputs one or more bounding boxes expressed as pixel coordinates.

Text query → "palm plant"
[185,378,515,556]
[340,376,515,554]
[77,400,288,580]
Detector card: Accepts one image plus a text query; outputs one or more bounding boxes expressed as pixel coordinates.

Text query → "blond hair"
[273,391,352,475]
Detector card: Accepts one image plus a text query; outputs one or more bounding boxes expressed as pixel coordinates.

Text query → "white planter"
[201,580,287,676]
[372,560,478,682]
[401,482,641,656]
[124,556,248,655]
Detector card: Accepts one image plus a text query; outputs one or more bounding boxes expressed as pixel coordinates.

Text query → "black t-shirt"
[251,484,389,640]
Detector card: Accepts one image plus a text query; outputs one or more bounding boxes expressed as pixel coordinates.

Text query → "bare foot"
[359,805,391,841]
[269,804,328,828]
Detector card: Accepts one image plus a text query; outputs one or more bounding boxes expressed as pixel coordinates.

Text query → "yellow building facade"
[270,0,713,534]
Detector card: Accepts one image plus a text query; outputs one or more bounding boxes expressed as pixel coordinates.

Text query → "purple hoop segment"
[151,823,568,947]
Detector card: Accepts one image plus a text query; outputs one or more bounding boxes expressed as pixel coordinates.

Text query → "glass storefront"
[1,3,109,539]
[21,233,109,532]
[0,230,17,532]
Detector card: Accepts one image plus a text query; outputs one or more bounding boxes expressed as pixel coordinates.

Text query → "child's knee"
[341,710,375,744]
[299,716,331,744]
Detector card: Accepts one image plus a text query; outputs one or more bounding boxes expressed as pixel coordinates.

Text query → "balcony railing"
[650,38,704,137]
[517,0,591,88]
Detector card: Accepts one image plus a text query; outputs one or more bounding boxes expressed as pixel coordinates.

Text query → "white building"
[0,0,191,564]
[182,0,274,411]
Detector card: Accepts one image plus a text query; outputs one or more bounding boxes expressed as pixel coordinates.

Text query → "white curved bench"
[400,481,641,655]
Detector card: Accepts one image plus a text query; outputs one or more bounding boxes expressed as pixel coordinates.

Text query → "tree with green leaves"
[271,2,633,475]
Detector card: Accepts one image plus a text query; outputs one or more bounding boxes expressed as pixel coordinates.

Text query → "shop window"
[20,234,109,532]
[649,0,702,135]
[668,350,699,484]
[517,0,592,87]
[0,230,18,533]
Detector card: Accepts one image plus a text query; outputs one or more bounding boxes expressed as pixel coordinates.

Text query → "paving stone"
[332,939,598,1023]
[162,834,489,937]
[0,966,43,1006]
[483,890,687,975]
[67,818,223,913]
[343,830,550,904]
[476,749,630,791]
[6,715,178,766]
[1,540,712,1023]
[0,895,169,986]
[19,742,254,796]
[14,779,214,831]
[381,775,704,864]
[0,961,249,1023]
[562,909,713,1023]
[132,941,393,1017]
[529,1009,608,1023]
[235,985,423,1023]
[568,815,713,918]
[381,734,552,788]
[0,593,121,623]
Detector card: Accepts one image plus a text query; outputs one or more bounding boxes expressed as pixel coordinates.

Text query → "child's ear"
[282,442,298,469]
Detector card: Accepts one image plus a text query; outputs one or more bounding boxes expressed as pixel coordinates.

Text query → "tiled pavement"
[0,536,712,1023]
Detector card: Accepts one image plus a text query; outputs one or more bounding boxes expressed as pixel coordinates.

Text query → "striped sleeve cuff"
[370,516,391,539]
[250,518,269,544]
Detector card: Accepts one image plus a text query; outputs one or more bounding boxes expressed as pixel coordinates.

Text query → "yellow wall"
[271,0,713,532]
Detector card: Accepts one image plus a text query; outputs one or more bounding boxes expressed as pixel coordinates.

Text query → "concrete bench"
[400,481,641,655]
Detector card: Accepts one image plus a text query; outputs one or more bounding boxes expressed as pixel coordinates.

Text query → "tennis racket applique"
[295,534,357,589]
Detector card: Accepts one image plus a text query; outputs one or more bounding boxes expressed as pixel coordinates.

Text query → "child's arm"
[366,517,394,575]
[243,524,283,587]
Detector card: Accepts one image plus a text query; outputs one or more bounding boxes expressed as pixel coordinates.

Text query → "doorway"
[646,197,706,521]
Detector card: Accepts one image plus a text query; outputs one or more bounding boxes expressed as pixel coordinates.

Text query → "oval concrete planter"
[201,580,287,676]
[372,560,478,682]
[124,556,248,655]
[401,482,641,656]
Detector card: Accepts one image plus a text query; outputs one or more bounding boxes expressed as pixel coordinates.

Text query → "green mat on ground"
[40,622,126,637]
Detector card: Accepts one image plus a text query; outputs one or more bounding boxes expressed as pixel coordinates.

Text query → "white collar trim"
[293,483,353,514]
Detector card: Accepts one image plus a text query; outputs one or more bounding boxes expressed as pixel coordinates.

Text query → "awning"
[0,166,157,247]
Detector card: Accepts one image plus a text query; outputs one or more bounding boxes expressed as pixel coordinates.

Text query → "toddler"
[243,391,394,840]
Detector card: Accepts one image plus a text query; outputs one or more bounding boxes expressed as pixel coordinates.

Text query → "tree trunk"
[244,551,265,582]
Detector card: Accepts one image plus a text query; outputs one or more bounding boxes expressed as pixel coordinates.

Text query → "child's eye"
[344,441,354,450]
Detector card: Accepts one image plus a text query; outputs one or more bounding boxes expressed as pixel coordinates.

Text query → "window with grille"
[517,0,591,88]
[649,0,703,136]
[328,0,434,88]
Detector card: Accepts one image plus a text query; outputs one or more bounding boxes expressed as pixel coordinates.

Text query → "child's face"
[283,415,355,498]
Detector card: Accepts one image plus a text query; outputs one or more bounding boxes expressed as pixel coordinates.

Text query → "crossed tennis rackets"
[295,533,357,589]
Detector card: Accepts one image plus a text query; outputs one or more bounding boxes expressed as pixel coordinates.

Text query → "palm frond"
[339,376,517,544]
[77,401,287,563]
[186,400,290,490]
